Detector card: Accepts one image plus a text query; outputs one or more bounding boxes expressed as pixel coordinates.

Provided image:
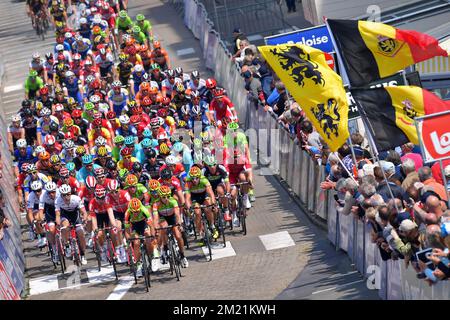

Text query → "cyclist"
[22,109,39,147]
[94,46,114,78]
[38,181,59,263]
[150,41,170,70]
[203,154,232,222]
[129,64,147,97]
[131,26,147,46]
[143,148,164,180]
[124,198,157,277]
[89,185,126,263]
[124,173,149,205]
[134,14,153,43]
[27,180,46,246]
[208,87,237,128]
[114,10,133,45]
[116,53,134,87]
[55,184,88,265]
[184,166,218,240]
[105,179,130,238]
[153,185,188,267]
[107,80,129,115]
[25,70,44,100]
[27,0,46,28]
[76,154,101,183]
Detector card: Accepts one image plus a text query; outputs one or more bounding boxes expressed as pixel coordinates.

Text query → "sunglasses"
[85,164,93,167]
[63,193,71,197]
[123,155,132,159]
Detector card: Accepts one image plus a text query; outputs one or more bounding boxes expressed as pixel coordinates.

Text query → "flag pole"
[334,152,358,185]
[438,159,450,208]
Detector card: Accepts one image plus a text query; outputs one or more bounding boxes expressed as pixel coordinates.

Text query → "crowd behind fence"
[179,0,450,299]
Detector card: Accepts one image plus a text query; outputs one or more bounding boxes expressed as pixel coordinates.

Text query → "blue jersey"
[14,146,37,169]
[188,114,210,131]
[115,125,137,138]
[76,164,101,183]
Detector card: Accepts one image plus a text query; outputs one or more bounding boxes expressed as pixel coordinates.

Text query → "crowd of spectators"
[231,31,450,286]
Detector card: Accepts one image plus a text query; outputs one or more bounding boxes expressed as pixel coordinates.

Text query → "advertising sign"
[264,25,334,53]
[0,260,20,300]
[415,110,450,163]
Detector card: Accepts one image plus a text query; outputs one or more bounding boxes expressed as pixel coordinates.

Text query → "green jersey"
[136,20,152,34]
[133,31,147,45]
[125,204,151,224]
[126,183,148,200]
[116,16,133,31]
[24,76,44,93]
[152,197,178,217]
[185,176,211,194]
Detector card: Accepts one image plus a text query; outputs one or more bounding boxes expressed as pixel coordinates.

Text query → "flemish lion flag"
[258,44,349,151]
[351,86,450,152]
[327,19,448,87]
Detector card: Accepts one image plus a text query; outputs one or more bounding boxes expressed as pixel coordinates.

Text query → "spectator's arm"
[341,192,356,216]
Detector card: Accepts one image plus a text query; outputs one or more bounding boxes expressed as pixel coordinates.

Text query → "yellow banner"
[258,44,349,151]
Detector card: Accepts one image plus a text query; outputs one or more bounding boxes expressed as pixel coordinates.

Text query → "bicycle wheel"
[202,219,212,262]
[218,213,226,247]
[181,222,189,250]
[56,235,66,274]
[107,238,118,281]
[239,206,247,236]
[93,237,102,272]
[127,245,137,284]
[169,241,181,281]
[72,238,81,267]
[140,246,151,292]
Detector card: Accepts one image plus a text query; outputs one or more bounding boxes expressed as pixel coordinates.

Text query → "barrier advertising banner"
[0,260,20,300]
[415,110,450,163]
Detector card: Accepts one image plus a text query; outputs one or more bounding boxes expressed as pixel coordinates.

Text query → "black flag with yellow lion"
[258,44,349,151]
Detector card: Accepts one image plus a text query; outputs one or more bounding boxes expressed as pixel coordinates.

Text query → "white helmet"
[79,17,87,24]
[12,114,21,122]
[31,180,43,191]
[16,139,27,148]
[89,95,100,103]
[32,52,40,59]
[134,64,143,72]
[40,107,51,116]
[59,184,71,195]
[165,155,178,165]
[64,32,72,39]
[35,145,46,154]
[55,44,64,51]
[119,114,130,124]
[62,140,75,149]
[45,181,57,192]
[95,136,107,146]
[65,70,75,78]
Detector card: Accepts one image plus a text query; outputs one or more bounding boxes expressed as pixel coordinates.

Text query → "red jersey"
[158,176,182,193]
[57,176,80,193]
[105,189,131,213]
[209,96,236,122]
[78,185,95,203]
[96,178,112,189]
[225,155,251,184]
[88,198,112,216]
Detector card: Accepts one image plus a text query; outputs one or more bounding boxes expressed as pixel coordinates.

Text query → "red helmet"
[59,167,69,177]
[157,108,168,118]
[85,176,97,189]
[140,45,148,52]
[39,87,49,95]
[130,115,140,124]
[128,46,137,55]
[94,167,105,176]
[57,54,65,61]
[93,118,102,127]
[131,106,143,115]
[71,109,82,118]
[142,97,152,106]
[56,36,64,44]
[94,185,106,198]
[64,131,75,140]
[213,87,224,97]
[162,97,171,106]
[91,80,100,89]
[45,135,56,146]
[106,111,116,119]
[93,112,102,119]
[121,147,132,157]
[206,78,217,89]
[107,179,119,191]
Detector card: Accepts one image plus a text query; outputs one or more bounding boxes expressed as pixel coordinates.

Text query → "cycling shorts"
[44,203,56,222]
[191,192,208,205]
[131,219,148,236]
[159,214,176,226]
[95,213,110,229]
[113,210,125,224]
[61,208,82,225]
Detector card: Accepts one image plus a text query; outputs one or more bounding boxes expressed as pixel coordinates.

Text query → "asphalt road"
[0,0,378,300]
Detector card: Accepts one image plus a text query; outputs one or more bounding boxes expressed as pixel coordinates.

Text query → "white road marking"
[247,34,263,41]
[259,231,295,251]
[202,241,236,261]
[106,275,135,300]
[29,274,59,295]
[3,84,23,93]
[311,279,365,295]
[176,47,195,56]
[86,265,116,284]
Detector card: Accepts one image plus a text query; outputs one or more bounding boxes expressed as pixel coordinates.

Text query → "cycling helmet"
[28,164,37,172]
[132,25,141,34]
[175,83,185,94]
[146,148,157,158]
[125,174,138,186]
[90,95,101,104]
[23,109,33,118]
[29,70,38,77]
[180,105,190,115]
[50,154,61,164]
[107,179,119,191]
[174,67,183,77]
[45,52,54,60]
[119,10,127,18]
[157,108,168,118]
[62,140,75,150]
[84,102,95,111]
[39,86,49,95]
[213,87,225,97]
[157,131,168,141]
[76,146,86,156]
[82,154,93,165]
[119,53,128,62]
[134,64,143,73]
[140,138,151,149]
[121,147,133,157]
[119,114,130,125]
[97,146,108,157]
[94,185,106,198]
[127,100,137,109]
[34,145,45,154]
[132,106,143,115]
[131,162,142,173]
[85,75,95,84]
[191,70,199,80]
[12,114,22,123]
[142,129,152,138]
[119,168,129,180]
[66,162,76,172]
[166,69,175,78]
[41,107,51,116]
[106,111,116,120]
[165,155,177,166]
[158,185,172,197]
[85,176,97,189]
[206,78,217,89]
[45,181,57,192]
[148,179,160,192]
[63,118,74,127]
[160,168,172,180]
[129,198,142,212]
[142,97,152,107]
[136,14,145,21]
[114,135,125,144]
[79,17,87,25]
[124,136,135,146]
[106,159,117,170]
[92,118,102,128]
[227,122,239,131]
[59,167,69,177]
[189,166,202,178]
[31,180,43,191]
[112,80,122,88]
[95,136,107,146]
[151,63,160,71]
[49,122,59,132]
[204,155,217,166]
[153,41,161,49]
[39,151,51,160]
[65,71,75,78]
[73,53,81,61]
[150,118,160,128]
[158,117,165,127]
[16,139,27,148]
[94,167,105,177]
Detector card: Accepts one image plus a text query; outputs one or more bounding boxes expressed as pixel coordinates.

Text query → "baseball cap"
[380,160,395,173]
[399,219,417,232]
[233,28,241,33]
[353,146,364,157]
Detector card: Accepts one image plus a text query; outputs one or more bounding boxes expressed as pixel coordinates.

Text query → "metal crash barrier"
[179,0,449,299]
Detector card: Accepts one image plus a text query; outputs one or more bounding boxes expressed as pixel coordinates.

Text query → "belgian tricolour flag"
[327,19,448,87]
[351,86,450,152]
[258,44,349,151]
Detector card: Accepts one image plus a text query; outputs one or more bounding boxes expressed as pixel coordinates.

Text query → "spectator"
[241,65,265,106]
[299,120,323,151]
[265,81,289,117]
[0,208,11,241]
[232,39,255,65]
[285,0,296,12]
[401,158,419,191]
[400,143,423,172]
[374,163,405,202]
[418,166,448,201]
[350,132,371,159]
[386,150,404,182]
[232,28,248,55]
[278,102,304,135]
[445,165,450,191]
[414,194,445,225]
[431,159,450,185]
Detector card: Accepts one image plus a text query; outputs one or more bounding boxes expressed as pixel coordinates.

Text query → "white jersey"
[39,190,60,209]
[55,195,84,212]
[27,191,41,210]
[188,78,206,91]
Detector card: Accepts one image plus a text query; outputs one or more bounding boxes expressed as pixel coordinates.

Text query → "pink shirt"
[401,153,423,172]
